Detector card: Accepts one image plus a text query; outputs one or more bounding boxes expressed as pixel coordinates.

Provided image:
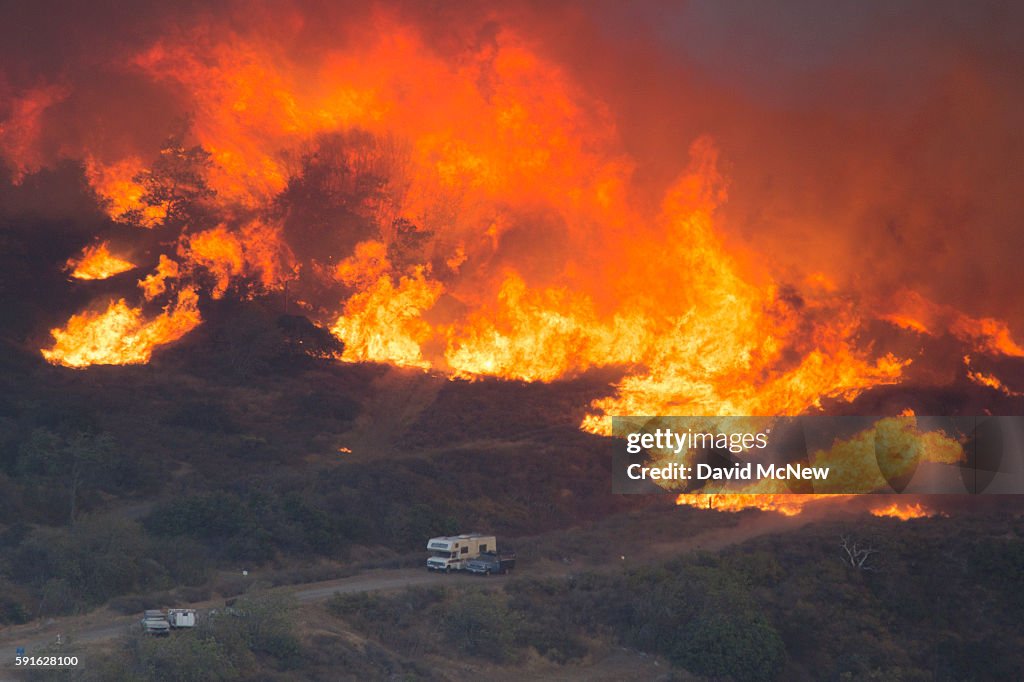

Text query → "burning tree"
[120,129,216,230]
[387,217,434,275]
[277,130,406,263]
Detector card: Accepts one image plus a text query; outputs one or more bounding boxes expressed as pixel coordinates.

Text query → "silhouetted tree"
[122,127,216,230]
[276,130,407,261]
[387,217,433,274]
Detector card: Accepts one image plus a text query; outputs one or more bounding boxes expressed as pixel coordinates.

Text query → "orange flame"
[676,495,940,521]
[179,221,294,299]
[964,355,1023,396]
[139,255,180,300]
[40,288,201,367]
[881,313,930,335]
[85,157,168,227]
[675,493,832,516]
[869,502,937,519]
[967,371,1023,396]
[21,14,1024,445]
[40,21,912,409]
[885,290,1024,357]
[330,268,442,369]
[446,272,634,382]
[334,241,391,289]
[953,317,1024,358]
[66,242,136,280]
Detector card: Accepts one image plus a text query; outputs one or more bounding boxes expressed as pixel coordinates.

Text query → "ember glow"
[66,242,136,280]
[3,4,1022,516]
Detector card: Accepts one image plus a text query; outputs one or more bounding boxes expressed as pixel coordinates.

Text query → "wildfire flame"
[676,493,832,517]
[85,157,168,227]
[885,290,1024,358]
[41,288,201,368]
[66,242,136,280]
[677,495,940,521]
[869,502,938,520]
[964,355,1023,396]
[179,221,295,300]
[5,9,1022,520]
[139,255,180,301]
[967,370,1023,397]
[331,267,442,369]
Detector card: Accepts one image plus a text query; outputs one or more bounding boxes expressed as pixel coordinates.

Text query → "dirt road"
[0,568,502,675]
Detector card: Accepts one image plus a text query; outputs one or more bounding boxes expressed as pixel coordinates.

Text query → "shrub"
[441,590,520,663]
[672,610,787,682]
[132,632,240,682]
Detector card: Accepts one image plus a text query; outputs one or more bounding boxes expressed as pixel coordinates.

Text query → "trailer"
[167,608,197,628]
[426,533,497,572]
[141,608,196,634]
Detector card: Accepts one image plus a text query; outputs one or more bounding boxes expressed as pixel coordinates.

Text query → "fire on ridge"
[28,22,914,427]
[4,8,1021,518]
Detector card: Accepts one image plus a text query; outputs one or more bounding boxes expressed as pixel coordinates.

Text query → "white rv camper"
[426,533,497,572]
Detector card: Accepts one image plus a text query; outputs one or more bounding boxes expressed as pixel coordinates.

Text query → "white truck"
[426,533,497,573]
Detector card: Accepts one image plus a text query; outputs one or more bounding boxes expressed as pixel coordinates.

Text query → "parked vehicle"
[141,607,196,634]
[167,608,197,628]
[140,610,170,636]
[466,550,517,576]
[426,533,497,572]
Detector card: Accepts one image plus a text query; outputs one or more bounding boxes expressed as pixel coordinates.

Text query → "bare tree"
[840,535,879,571]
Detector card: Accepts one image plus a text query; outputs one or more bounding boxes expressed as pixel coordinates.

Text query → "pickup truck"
[140,610,171,636]
[465,551,516,576]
